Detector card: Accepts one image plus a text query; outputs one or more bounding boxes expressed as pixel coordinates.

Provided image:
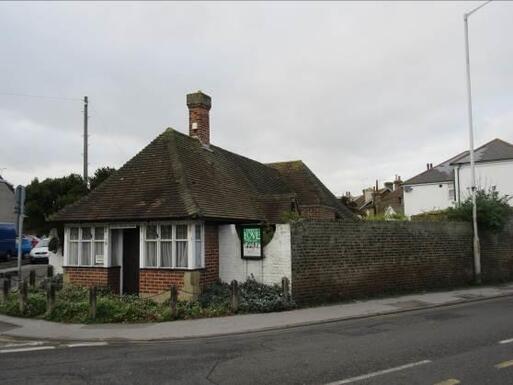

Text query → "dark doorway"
[122,227,140,295]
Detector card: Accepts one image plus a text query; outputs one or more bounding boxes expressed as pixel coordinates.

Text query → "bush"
[445,188,513,232]
[239,278,296,313]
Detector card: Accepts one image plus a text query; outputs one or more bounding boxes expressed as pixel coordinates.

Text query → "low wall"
[219,224,291,285]
[290,220,485,304]
[64,267,120,294]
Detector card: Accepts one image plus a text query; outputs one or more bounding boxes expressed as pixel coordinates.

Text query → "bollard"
[47,265,54,278]
[281,277,290,301]
[47,283,56,314]
[19,280,28,314]
[230,280,239,313]
[29,270,36,288]
[89,286,97,320]
[170,285,178,318]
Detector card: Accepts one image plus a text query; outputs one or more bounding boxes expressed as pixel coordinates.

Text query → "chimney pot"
[187,91,211,145]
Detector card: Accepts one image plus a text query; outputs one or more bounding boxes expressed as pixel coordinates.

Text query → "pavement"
[1,282,513,342]
[1,294,513,384]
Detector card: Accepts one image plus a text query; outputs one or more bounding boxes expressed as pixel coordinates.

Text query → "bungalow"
[51,91,353,298]
[403,138,513,217]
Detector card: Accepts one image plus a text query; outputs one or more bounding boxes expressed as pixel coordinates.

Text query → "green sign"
[242,226,262,258]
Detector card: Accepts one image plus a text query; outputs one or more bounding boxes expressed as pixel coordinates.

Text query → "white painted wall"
[49,249,64,275]
[403,182,455,217]
[455,160,513,203]
[219,224,291,286]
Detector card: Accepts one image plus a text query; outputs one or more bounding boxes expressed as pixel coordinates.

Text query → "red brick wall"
[139,269,184,295]
[64,266,120,294]
[300,205,336,220]
[200,223,219,288]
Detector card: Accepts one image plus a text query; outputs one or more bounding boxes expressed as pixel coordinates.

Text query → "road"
[1,296,513,385]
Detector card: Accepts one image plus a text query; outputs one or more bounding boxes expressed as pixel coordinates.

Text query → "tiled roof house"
[52,91,353,297]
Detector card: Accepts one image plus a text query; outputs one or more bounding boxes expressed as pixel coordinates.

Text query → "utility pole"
[463,0,492,285]
[83,96,89,185]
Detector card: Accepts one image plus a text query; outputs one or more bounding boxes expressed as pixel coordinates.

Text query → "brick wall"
[200,223,219,288]
[481,220,513,282]
[64,267,120,294]
[139,269,185,295]
[290,220,482,304]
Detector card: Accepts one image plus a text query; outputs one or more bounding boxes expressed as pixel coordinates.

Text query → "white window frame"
[64,224,108,267]
[140,222,204,270]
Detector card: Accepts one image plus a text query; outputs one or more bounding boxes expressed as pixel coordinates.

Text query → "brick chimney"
[187,91,211,145]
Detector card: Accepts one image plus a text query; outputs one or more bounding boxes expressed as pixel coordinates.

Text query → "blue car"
[0,223,16,260]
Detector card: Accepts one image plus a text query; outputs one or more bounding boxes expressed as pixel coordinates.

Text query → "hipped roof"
[52,128,352,223]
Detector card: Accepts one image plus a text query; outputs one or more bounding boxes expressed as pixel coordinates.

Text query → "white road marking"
[499,338,513,344]
[433,379,460,385]
[324,360,432,385]
[495,360,513,369]
[2,341,44,348]
[0,346,56,354]
[66,342,109,348]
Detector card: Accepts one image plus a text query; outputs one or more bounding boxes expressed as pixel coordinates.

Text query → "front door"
[122,227,140,295]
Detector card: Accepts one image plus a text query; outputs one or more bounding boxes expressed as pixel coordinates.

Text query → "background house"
[403,139,513,217]
[0,175,15,224]
[351,176,403,217]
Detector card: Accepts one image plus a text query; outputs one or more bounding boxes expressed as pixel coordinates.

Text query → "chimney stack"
[187,91,211,145]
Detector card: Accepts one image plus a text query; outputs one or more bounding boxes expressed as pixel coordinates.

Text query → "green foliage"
[25,174,87,235]
[280,210,302,223]
[24,167,116,235]
[89,167,116,190]
[445,188,513,232]
[0,279,295,323]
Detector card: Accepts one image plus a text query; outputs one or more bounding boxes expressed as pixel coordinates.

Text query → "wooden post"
[47,283,56,314]
[19,280,28,313]
[89,286,97,320]
[170,285,178,318]
[281,277,290,301]
[29,270,36,288]
[230,280,239,313]
[1,279,9,303]
[47,265,54,278]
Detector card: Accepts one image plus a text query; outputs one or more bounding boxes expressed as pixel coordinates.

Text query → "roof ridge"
[165,129,201,217]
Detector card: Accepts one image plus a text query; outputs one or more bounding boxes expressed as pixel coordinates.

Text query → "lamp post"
[463,0,492,284]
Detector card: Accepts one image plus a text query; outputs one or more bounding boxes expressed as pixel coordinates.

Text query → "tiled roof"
[451,138,513,164]
[403,151,466,186]
[52,128,352,223]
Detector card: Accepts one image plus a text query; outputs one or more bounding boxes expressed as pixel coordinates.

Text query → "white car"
[29,238,53,264]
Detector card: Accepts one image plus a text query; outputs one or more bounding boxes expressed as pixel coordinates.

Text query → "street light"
[463,0,492,285]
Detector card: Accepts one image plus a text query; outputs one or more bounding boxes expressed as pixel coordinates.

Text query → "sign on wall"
[241,226,263,259]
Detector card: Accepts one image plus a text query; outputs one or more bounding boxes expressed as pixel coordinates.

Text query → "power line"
[0,92,82,102]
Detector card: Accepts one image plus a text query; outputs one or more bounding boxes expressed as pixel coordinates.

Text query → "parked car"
[29,238,53,264]
[15,236,33,257]
[0,223,16,261]
[24,234,40,249]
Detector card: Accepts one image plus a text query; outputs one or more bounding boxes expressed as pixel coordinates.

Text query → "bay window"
[142,223,203,269]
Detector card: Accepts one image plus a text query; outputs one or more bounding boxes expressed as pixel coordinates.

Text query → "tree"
[24,174,88,236]
[89,167,116,190]
[446,188,513,232]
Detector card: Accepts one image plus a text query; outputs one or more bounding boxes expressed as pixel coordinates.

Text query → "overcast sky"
[1,1,511,197]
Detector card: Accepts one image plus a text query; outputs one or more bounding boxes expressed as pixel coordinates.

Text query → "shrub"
[239,278,296,313]
[445,188,513,232]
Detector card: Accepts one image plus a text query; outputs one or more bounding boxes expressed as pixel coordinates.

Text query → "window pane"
[195,224,202,240]
[146,225,158,240]
[94,242,104,264]
[176,240,188,267]
[70,227,79,240]
[145,242,157,267]
[176,224,188,240]
[195,240,202,268]
[161,241,173,267]
[81,242,92,265]
[94,227,104,240]
[69,243,79,265]
[161,225,172,240]
[82,227,92,240]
